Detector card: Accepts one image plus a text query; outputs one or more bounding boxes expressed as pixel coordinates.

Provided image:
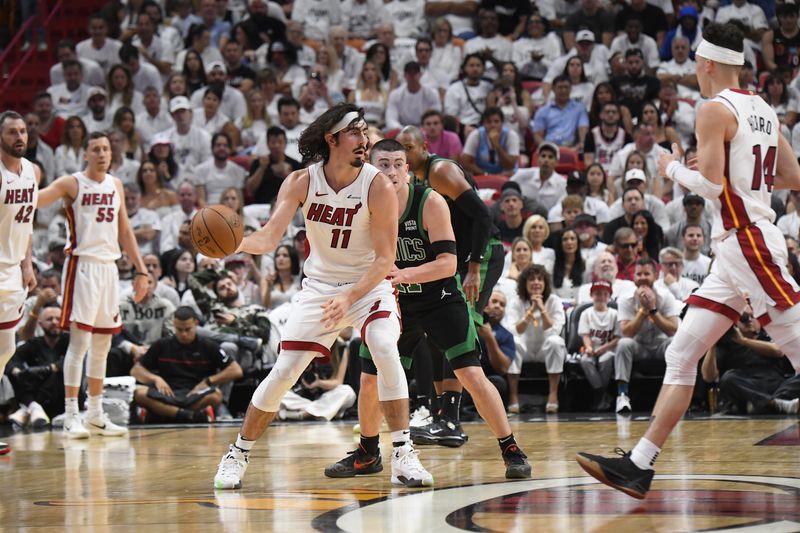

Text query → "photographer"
[277,330,356,421]
[131,307,243,423]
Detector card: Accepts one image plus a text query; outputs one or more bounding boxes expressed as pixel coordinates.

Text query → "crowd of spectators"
[4,0,800,427]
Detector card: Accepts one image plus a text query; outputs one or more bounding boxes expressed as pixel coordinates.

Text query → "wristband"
[666,160,723,200]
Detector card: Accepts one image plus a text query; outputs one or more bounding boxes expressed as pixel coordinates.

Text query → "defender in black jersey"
[324,140,530,480]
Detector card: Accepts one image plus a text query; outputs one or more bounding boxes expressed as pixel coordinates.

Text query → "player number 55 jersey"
[65,172,121,261]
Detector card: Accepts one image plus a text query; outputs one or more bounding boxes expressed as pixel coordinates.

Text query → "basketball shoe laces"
[395,446,427,476]
[219,447,248,477]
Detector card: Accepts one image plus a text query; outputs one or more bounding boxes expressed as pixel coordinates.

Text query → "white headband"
[328,111,362,134]
[695,39,744,66]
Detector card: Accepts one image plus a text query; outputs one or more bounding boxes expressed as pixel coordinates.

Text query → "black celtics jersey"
[396,183,460,309]
[414,155,500,267]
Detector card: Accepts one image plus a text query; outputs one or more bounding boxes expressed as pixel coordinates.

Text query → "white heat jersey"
[65,172,121,262]
[577,307,619,350]
[301,161,380,284]
[0,158,37,270]
[709,88,779,240]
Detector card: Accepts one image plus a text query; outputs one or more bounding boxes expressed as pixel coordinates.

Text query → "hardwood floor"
[3,416,799,532]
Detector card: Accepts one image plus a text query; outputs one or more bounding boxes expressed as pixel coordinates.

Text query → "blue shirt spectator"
[531,76,589,148]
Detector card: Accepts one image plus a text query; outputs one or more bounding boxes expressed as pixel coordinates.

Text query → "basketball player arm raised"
[388,190,457,285]
[115,178,149,303]
[427,160,492,303]
[321,173,399,329]
[236,169,308,255]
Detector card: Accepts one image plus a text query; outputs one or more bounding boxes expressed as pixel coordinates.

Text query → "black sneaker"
[575,448,654,499]
[502,443,532,479]
[324,448,383,478]
[411,419,465,447]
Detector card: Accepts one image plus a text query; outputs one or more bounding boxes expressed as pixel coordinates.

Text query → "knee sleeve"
[86,334,112,381]
[0,329,15,374]
[64,326,93,388]
[664,307,732,386]
[364,316,407,402]
[251,350,316,412]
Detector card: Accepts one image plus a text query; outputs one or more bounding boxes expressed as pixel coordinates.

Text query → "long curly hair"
[517,264,552,303]
[298,103,365,164]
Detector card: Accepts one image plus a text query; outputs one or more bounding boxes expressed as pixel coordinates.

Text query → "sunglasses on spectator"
[618,242,638,249]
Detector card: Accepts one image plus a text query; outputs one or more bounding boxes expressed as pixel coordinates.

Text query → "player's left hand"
[132,274,148,303]
[657,143,683,178]
[321,293,352,330]
[21,263,36,292]
[387,266,411,285]
[462,270,481,304]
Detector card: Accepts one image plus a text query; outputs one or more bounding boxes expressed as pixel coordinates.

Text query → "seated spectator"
[23,112,56,186]
[584,163,614,205]
[631,209,664,262]
[611,226,640,282]
[33,91,66,150]
[219,187,261,232]
[223,40,256,94]
[614,258,681,413]
[291,0,341,42]
[715,0,768,43]
[119,43,162,95]
[463,9,512,80]
[583,103,631,173]
[610,49,660,118]
[137,161,179,218]
[49,60,91,119]
[6,305,67,428]
[639,101,682,154]
[141,254,181,308]
[462,107,520,177]
[655,81,696,154]
[614,0,668,48]
[476,290,515,407]
[277,334,356,420]
[660,7,700,61]
[51,39,105,87]
[602,185,644,244]
[115,273,176,375]
[777,190,800,239]
[681,225,712,285]
[576,251,637,305]
[607,167,669,230]
[654,247,698,303]
[521,214,556,273]
[665,192,712,253]
[18,269,62,341]
[559,56,595,110]
[81,87,112,133]
[495,188,527,247]
[657,36,699,101]
[192,84,235,136]
[327,26,366,89]
[574,213,604,266]
[160,96,213,177]
[588,81,633,133]
[761,73,797,132]
[132,306,243,423]
[578,280,619,412]
[255,96,304,162]
[107,64,145,116]
[609,16,660,73]
[542,30,610,103]
[341,0,389,40]
[298,78,333,126]
[547,193,584,233]
[501,237,533,287]
[246,126,302,205]
[348,61,388,129]
[702,310,799,415]
[414,37,449,96]
[552,228,585,307]
[429,17,463,83]
[490,180,548,227]
[505,264,567,414]
[510,142,566,212]
[237,89,270,152]
[163,249,197,300]
[190,62,247,121]
[531,75,589,149]
[147,135,182,186]
[54,116,87,178]
[176,24,224,75]
[160,181,197,253]
[181,49,209,94]
[385,61,441,131]
[124,182,161,256]
[444,53,493,133]
[761,2,800,74]
[261,244,302,310]
[113,107,145,161]
[131,10,174,76]
[421,109,462,160]
[364,42,399,92]
[513,14,561,81]
[487,64,532,137]
[225,254,262,307]
[108,126,140,186]
[193,132,248,207]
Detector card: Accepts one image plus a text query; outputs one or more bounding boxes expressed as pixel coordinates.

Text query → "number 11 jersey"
[65,172,121,261]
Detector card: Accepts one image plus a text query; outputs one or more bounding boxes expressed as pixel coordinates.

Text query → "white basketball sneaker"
[63,412,90,440]
[214,445,249,490]
[86,413,128,437]
[391,443,434,487]
[616,393,632,414]
[409,406,431,428]
[28,402,50,428]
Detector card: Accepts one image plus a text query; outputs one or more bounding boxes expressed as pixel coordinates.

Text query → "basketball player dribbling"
[214,104,432,490]
[38,132,148,439]
[577,23,800,499]
[0,111,41,455]
[324,139,531,480]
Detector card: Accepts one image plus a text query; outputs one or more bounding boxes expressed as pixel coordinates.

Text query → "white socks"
[65,397,79,416]
[234,433,254,453]
[87,394,103,420]
[630,437,661,470]
[390,429,410,448]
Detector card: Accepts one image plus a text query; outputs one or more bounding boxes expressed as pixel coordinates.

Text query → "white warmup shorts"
[687,220,800,324]
[280,278,399,358]
[0,266,27,330]
[60,255,122,334]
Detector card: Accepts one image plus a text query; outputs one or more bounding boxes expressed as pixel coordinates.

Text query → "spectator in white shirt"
[174,24,224,74]
[384,61,441,131]
[715,0,769,42]
[160,181,199,253]
[131,11,175,76]
[51,39,105,87]
[107,64,145,116]
[137,87,173,149]
[778,190,800,239]
[119,44,162,94]
[656,37,699,101]
[463,9,512,80]
[328,26,366,91]
[512,13,562,80]
[384,0,428,39]
[48,60,91,119]
[54,116,87,178]
[340,0,388,40]
[192,83,235,135]
[609,15,660,73]
[160,96,213,176]
[76,13,122,73]
[285,20,317,69]
[444,53,493,133]
[190,61,247,121]
[255,96,304,161]
[124,182,162,256]
[429,17,463,84]
[681,225,712,285]
[510,142,566,212]
[22,113,56,185]
[81,87,113,133]
[654,247,698,303]
[291,0,341,42]
[193,132,248,206]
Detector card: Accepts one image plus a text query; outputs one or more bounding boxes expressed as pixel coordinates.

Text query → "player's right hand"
[132,274,148,303]
[657,143,682,178]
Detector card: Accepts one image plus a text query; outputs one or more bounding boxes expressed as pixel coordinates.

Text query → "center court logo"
[312,475,800,532]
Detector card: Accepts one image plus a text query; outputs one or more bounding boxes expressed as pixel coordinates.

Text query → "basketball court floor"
[3,414,799,531]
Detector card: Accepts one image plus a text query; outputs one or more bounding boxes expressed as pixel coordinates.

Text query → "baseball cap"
[537,141,560,160]
[500,188,523,202]
[682,192,704,205]
[225,253,248,267]
[567,170,586,187]
[625,168,647,184]
[678,5,699,19]
[590,279,613,295]
[205,60,226,74]
[87,87,106,99]
[573,213,598,227]
[271,41,286,53]
[151,132,172,146]
[576,29,595,43]
[169,96,191,113]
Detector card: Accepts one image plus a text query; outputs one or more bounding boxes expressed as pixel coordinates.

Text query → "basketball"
[190,205,244,258]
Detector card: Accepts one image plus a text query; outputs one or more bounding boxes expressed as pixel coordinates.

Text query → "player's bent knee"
[663,331,710,386]
[251,351,315,412]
